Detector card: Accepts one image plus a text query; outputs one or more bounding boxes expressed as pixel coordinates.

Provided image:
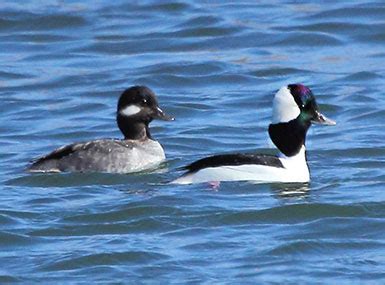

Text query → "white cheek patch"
[120,105,141,117]
[271,86,300,123]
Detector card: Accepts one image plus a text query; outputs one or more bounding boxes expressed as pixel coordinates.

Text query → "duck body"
[28,86,173,174]
[173,84,335,185]
[173,145,309,185]
[28,138,165,174]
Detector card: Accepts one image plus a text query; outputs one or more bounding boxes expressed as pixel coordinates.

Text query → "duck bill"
[153,106,175,121]
[311,110,336,126]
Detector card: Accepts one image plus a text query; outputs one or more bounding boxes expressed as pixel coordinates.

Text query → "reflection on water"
[271,183,311,200]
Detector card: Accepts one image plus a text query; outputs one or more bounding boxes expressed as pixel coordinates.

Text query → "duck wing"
[183,153,284,174]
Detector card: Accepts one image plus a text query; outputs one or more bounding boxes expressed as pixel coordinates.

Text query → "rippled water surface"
[1,0,385,283]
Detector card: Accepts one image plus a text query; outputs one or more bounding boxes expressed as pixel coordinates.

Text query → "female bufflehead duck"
[28,86,174,173]
[172,84,335,184]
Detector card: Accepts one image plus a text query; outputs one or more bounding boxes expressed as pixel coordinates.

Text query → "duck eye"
[142,99,147,104]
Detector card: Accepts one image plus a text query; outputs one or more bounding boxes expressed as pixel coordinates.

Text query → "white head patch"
[120,105,141,117]
[271,86,300,124]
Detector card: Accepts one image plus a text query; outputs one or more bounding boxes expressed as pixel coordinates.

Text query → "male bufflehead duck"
[28,86,174,173]
[172,84,335,184]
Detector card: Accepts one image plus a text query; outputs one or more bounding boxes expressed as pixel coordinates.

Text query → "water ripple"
[42,251,170,271]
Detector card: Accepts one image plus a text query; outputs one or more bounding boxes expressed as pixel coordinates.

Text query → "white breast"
[112,140,166,173]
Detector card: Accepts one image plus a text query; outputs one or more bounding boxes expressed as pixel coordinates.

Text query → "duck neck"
[268,117,311,157]
[117,115,152,140]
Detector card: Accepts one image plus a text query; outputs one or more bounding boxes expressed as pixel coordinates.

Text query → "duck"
[172,84,335,184]
[28,86,174,173]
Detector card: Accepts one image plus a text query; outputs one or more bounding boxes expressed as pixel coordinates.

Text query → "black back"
[183,153,284,174]
[31,144,77,165]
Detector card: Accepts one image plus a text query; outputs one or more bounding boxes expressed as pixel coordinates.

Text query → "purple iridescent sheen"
[294,84,312,96]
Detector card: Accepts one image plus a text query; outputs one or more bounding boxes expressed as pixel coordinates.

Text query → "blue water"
[1,0,385,283]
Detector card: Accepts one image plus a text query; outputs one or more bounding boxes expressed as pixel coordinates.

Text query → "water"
[1,0,385,283]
